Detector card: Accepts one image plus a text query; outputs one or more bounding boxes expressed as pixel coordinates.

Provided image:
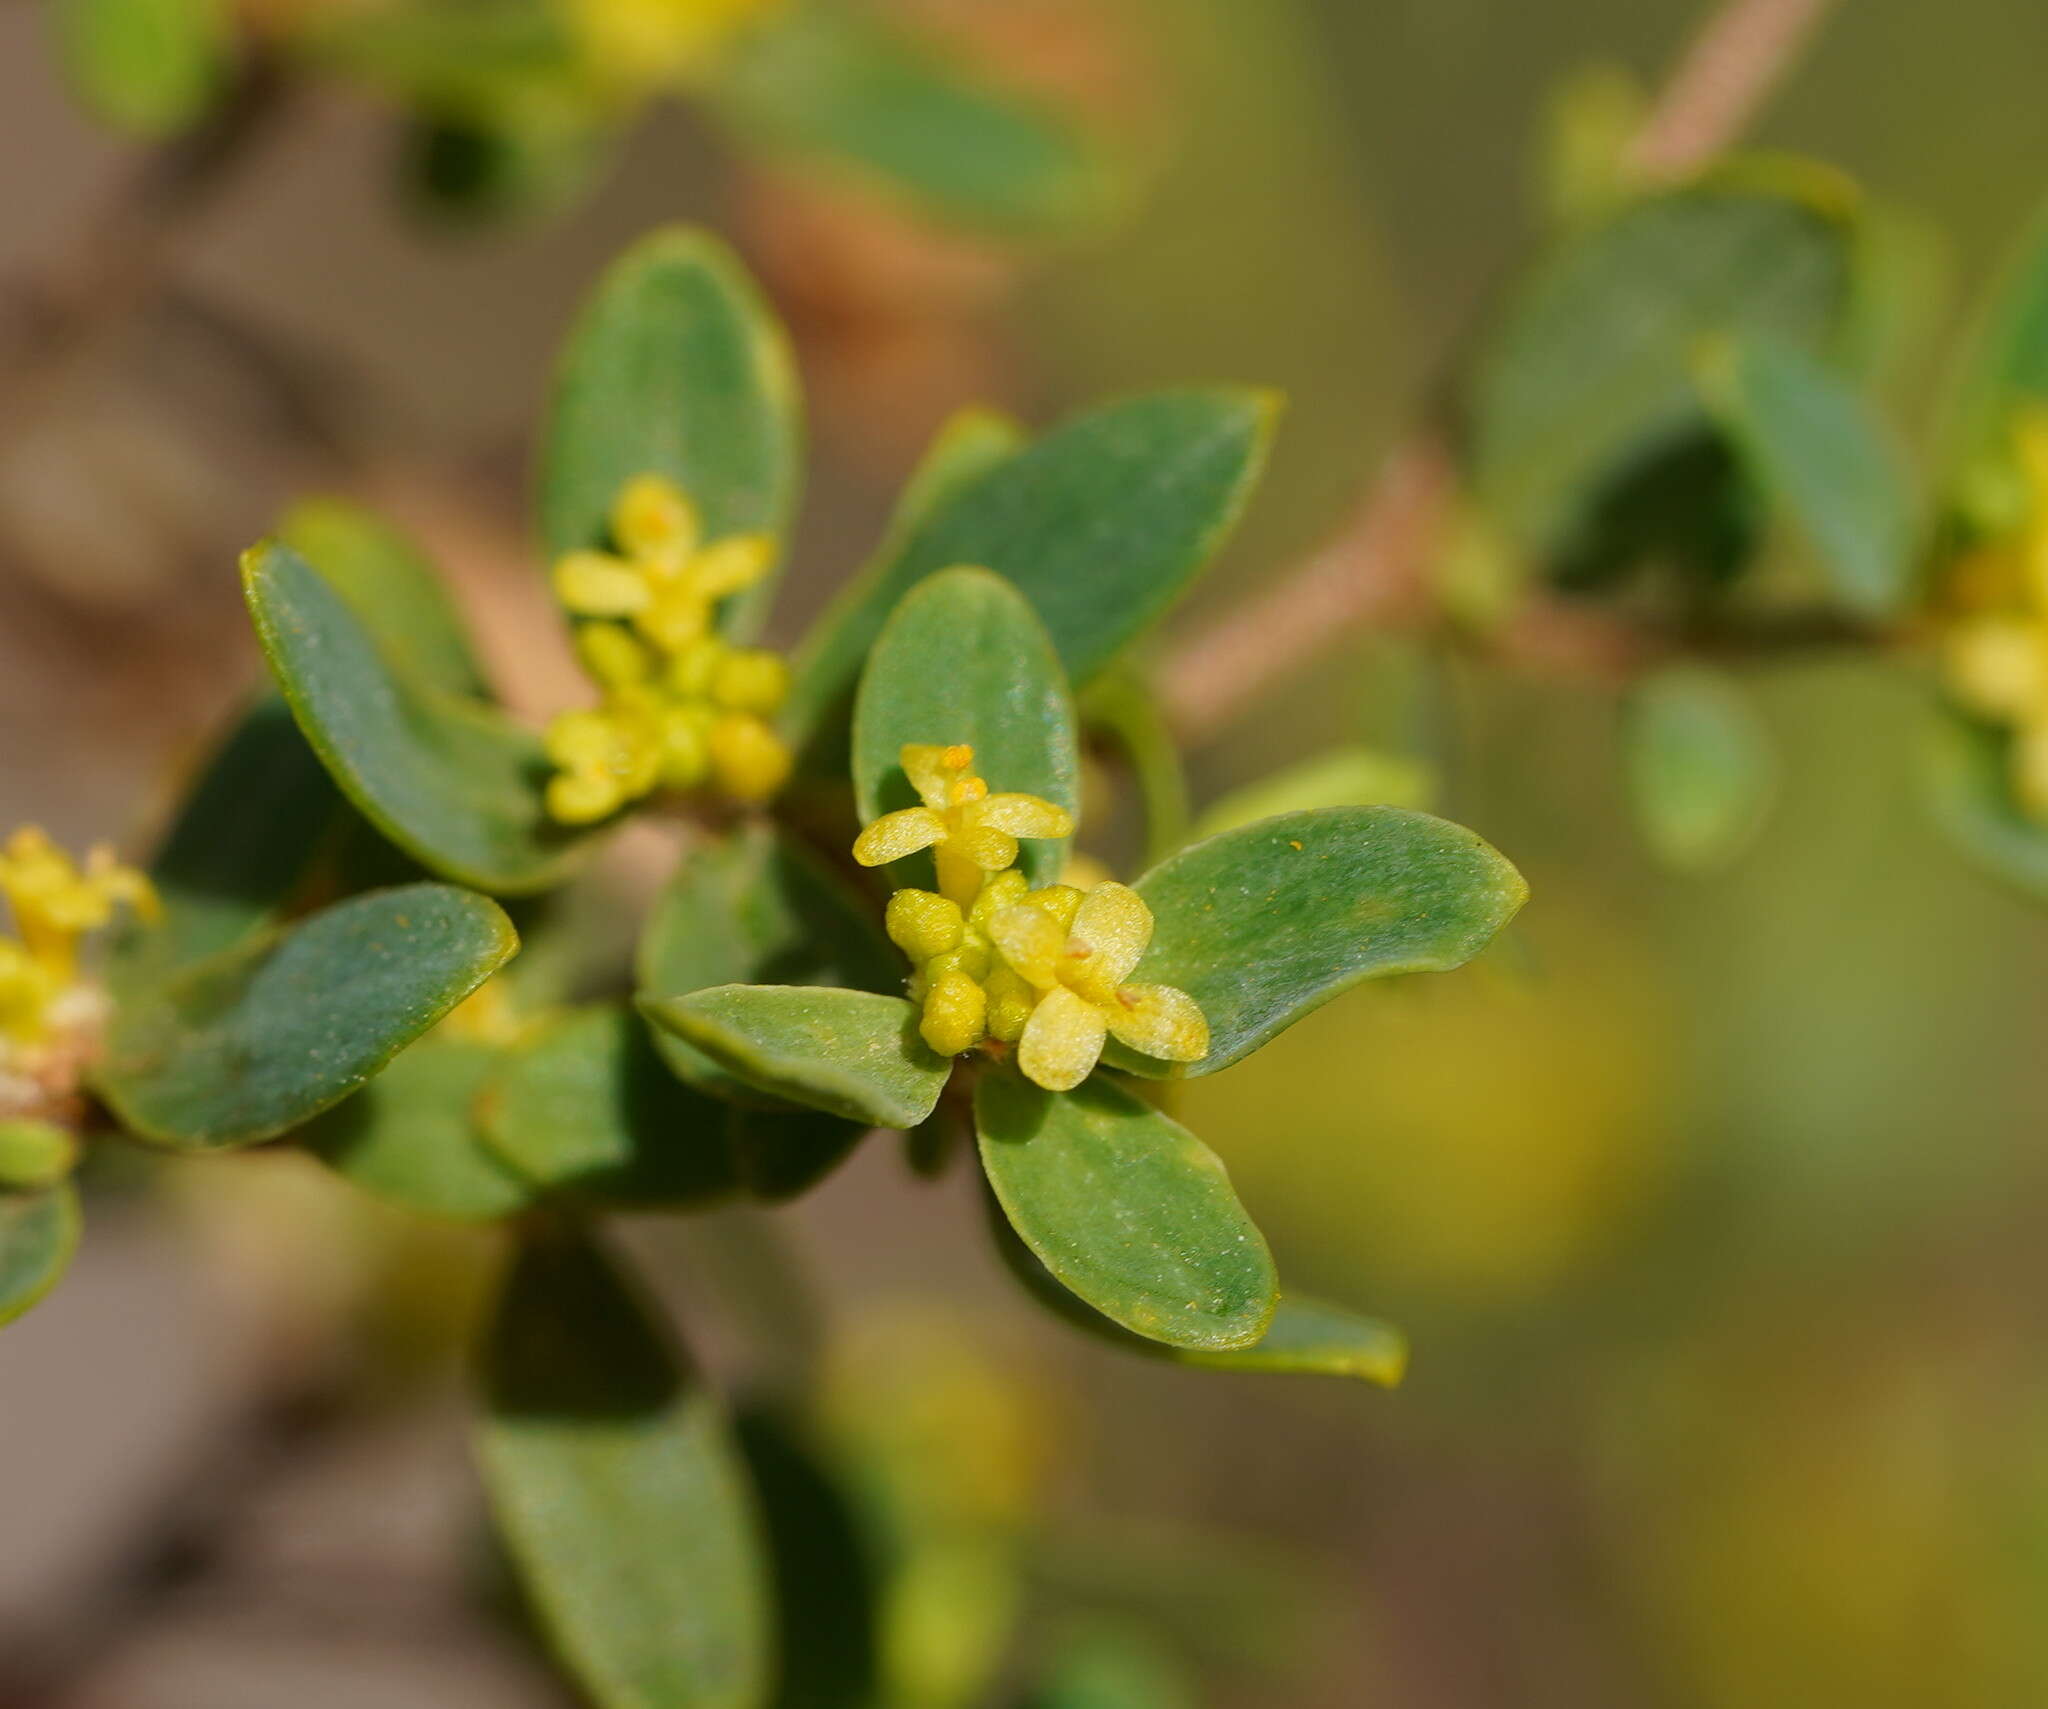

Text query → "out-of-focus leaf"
[1016,1619,1200,1709]
[1190,745,1436,842]
[642,986,946,1129]
[479,1005,736,1208]
[304,1036,533,1221]
[303,0,577,107]
[790,390,1275,725]
[974,1073,1276,1352]
[404,105,620,226]
[1623,666,1776,873]
[988,1200,1403,1384]
[1937,195,2048,482]
[110,695,340,993]
[0,1185,80,1329]
[853,567,1079,887]
[636,822,897,1102]
[538,225,801,638]
[1106,807,1526,1077]
[1533,62,1647,229]
[1079,667,1190,866]
[244,542,591,896]
[1471,168,1858,559]
[478,1231,769,1709]
[1697,333,1918,616]
[1924,699,2048,901]
[96,884,517,1150]
[728,1106,867,1203]
[788,407,1027,762]
[0,1121,79,1192]
[711,0,1115,236]
[50,0,226,136]
[278,498,494,697]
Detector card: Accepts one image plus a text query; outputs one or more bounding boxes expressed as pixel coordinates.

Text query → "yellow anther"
[706,712,793,804]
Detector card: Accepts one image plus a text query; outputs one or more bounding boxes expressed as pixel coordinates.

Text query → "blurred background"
[9,0,2048,1705]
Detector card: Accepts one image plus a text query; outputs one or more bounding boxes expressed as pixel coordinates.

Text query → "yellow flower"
[986,881,1207,1093]
[0,827,158,1045]
[570,0,780,92]
[885,872,1029,1057]
[853,745,1073,908]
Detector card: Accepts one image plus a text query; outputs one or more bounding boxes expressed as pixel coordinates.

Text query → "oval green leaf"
[636,822,898,1102]
[95,883,517,1150]
[245,540,590,896]
[974,1073,1277,1352]
[853,566,1079,887]
[538,225,801,639]
[478,1005,737,1209]
[304,1036,534,1222]
[0,1185,81,1329]
[1696,332,1919,617]
[641,986,947,1130]
[1472,169,1858,557]
[1108,806,1526,1078]
[478,1231,770,1709]
[790,389,1275,721]
[1623,665,1777,873]
[1924,698,2048,900]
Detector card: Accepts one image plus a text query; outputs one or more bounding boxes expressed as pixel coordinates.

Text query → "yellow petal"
[657,705,712,789]
[547,769,625,825]
[705,712,791,803]
[575,622,654,688]
[553,551,651,617]
[951,823,1017,872]
[987,903,1064,990]
[969,793,1073,840]
[611,473,700,565]
[1105,982,1209,1063]
[1946,618,2046,720]
[710,648,789,715]
[886,889,965,963]
[635,585,713,653]
[900,744,959,811]
[854,807,948,867]
[1020,884,1083,933]
[689,534,775,600]
[967,869,1029,929]
[666,635,727,699]
[1067,881,1153,990]
[1016,985,1108,1092]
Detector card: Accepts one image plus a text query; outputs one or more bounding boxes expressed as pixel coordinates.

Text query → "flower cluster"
[854,744,1208,1091]
[1943,410,2048,816]
[0,826,156,1077]
[544,473,793,823]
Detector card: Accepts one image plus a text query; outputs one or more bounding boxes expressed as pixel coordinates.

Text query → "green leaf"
[479,1005,737,1209]
[403,105,620,227]
[1108,806,1526,1077]
[95,883,517,1150]
[788,407,1027,761]
[278,498,494,697]
[1924,699,2048,901]
[478,1231,769,1709]
[0,1121,79,1192]
[974,1073,1277,1352]
[1937,194,2048,481]
[538,225,801,639]
[0,1185,80,1329]
[244,541,590,896]
[789,390,1275,724]
[1190,745,1436,842]
[1472,168,1858,558]
[1079,668,1191,866]
[710,0,1115,237]
[853,567,1079,886]
[641,986,947,1130]
[988,1198,1402,1383]
[1623,666,1776,873]
[1018,1620,1200,1709]
[110,695,341,993]
[727,1107,868,1204]
[636,822,898,1103]
[51,0,226,136]
[1696,333,1919,617]
[304,1036,533,1221]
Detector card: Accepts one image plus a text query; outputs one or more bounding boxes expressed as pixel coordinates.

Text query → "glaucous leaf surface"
[641,986,948,1130]
[279,497,495,697]
[1924,701,2048,900]
[636,822,897,1101]
[304,1035,533,1221]
[975,1073,1277,1352]
[1107,807,1526,1077]
[96,883,517,1149]
[538,225,800,638]
[853,567,1079,887]
[479,1232,769,1709]
[790,390,1274,722]
[51,0,225,135]
[1623,666,1777,873]
[245,541,588,895]
[712,0,1114,236]
[479,1005,737,1208]
[110,695,340,993]
[1698,333,1918,616]
[1472,170,1857,557]
[0,1185,81,1328]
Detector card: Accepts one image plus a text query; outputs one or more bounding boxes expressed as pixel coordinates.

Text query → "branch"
[1158,0,1843,745]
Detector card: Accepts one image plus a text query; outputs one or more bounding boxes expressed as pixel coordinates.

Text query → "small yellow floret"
[852,744,1072,906]
[0,827,157,1048]
[707,712,793,803]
